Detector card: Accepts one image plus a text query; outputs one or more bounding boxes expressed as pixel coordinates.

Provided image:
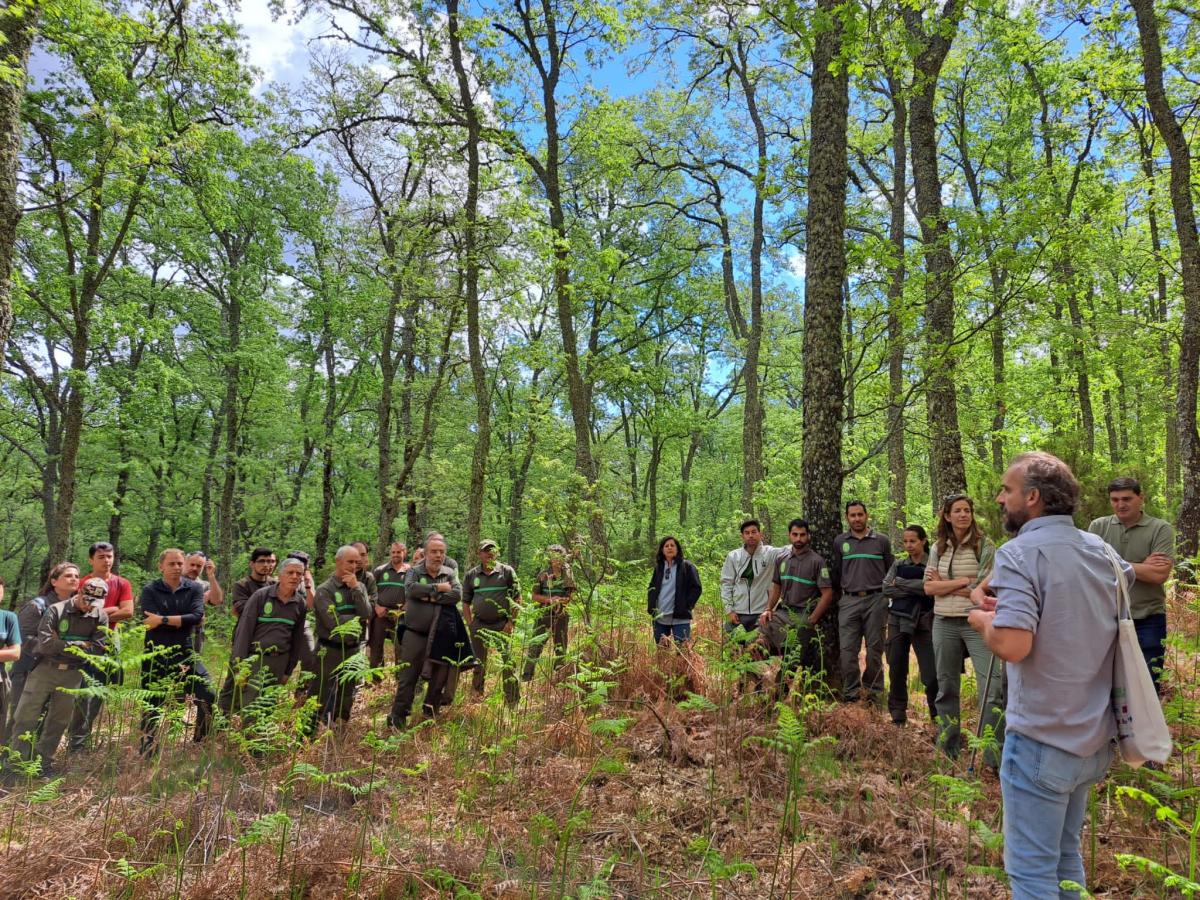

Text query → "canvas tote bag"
[1105,545,1171,767]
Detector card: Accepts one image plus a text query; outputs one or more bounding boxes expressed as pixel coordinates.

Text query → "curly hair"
[1012,451,1080,516]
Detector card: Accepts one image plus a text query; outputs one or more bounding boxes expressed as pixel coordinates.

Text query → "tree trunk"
[313,323,338,574]
[1132,0,1200,556]
[0,4,39,357]
[646,433,662,554]
[217,288,242,585]
[885,74,907,543]
[801,0,849,689]
[1063,264,1095,455]
[448,0,489,571]
[679,430,700,526]
[905,0,967,504]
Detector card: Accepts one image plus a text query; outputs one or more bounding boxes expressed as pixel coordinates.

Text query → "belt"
[319,638,357,650]
[847,590,879,597]
[52,662,74,671]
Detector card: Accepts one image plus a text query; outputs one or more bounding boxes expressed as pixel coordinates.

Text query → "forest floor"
[0,592,1197,899]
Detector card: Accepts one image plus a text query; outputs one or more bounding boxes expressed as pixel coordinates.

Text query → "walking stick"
[966,652,999,775]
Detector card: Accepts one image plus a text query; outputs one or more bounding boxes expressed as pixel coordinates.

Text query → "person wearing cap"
[463,539,520,704]
[521,545,576,681]
[5,577,109,777]
[65,541,133,751]
[370,542,410,675]
[137,549,216,754]
[311,546,372,727]
[219,556,311,718]
[231,548,278,618]
[388,533,462,729]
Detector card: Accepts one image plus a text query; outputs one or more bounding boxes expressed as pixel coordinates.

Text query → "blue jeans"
[1001,730,1114,899]
[1135,614,1167,690]
[653,621,691,643]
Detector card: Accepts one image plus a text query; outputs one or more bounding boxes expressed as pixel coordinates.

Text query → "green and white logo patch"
[842,542,850,553]
[59,618,70,635]
[474,577,481,588]
[821,567,830,579]
[264,601,273,616]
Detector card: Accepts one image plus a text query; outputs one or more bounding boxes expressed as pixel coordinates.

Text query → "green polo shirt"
[1087,513,1173,619]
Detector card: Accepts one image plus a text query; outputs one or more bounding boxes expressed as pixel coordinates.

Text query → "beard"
[1003,505,1029,535]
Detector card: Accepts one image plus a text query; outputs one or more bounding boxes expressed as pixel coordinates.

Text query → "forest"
[1,0,1199,896]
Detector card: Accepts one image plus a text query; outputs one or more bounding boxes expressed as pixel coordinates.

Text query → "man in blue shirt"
[969,452,1132,900]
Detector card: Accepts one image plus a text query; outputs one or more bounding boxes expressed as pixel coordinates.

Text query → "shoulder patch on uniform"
[842,542,850,553]
[821,567,829,579]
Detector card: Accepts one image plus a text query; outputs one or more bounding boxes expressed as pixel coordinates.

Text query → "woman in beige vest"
[925,494,1002,767]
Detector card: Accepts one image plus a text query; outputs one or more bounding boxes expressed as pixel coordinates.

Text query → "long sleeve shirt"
[403,562,462,634]
[140,578,205,648]
[37,599,109,668]
[313,576,371,646]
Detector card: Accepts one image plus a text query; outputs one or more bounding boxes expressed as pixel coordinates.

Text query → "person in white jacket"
[719,519,778,636]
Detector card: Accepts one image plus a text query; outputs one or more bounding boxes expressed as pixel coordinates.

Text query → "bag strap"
[1100,544,1132,622]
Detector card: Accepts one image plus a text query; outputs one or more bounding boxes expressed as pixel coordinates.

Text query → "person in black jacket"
[882,525,937,726]
[647,536,702,644]
[139,548,215,754]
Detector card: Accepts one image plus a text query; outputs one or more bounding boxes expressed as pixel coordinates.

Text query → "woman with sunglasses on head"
[925,494,1001,767]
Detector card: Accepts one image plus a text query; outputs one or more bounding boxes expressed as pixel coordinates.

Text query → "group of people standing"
[642,454,1172,900]
[0,451,1177,899]
[0,536,579,777]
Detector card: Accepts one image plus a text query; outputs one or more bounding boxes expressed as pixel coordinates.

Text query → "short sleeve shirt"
[1087,514,1173,619]
[94,573,133,610]
[990,515,1134,757]
[773,547,831,610]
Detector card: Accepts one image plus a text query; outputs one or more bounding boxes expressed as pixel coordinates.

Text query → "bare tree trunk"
[448,0,489,571]
[1132,0,1200,555]
[646,434,662,553]
[885,74,907,543]
[905,0,967,504]
[0,5,39,357]
[217,290,241,588]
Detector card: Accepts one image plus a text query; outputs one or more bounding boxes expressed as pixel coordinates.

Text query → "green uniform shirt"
[535,569,575,603]
[231,584,308,661]
[372,563,409,614]
[313,576,371,644]
[464,562,519,625]
[37,599,109,668]
[831,530,893,593]
[772,547,832,611]
[1087,513,1174,619]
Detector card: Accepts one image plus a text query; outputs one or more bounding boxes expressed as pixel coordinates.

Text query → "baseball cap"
[81,578,109,601]
[479,539,499,552]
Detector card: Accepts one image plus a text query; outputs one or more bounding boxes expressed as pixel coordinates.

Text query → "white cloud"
[231,1,324,90]
[785,249,806,280]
